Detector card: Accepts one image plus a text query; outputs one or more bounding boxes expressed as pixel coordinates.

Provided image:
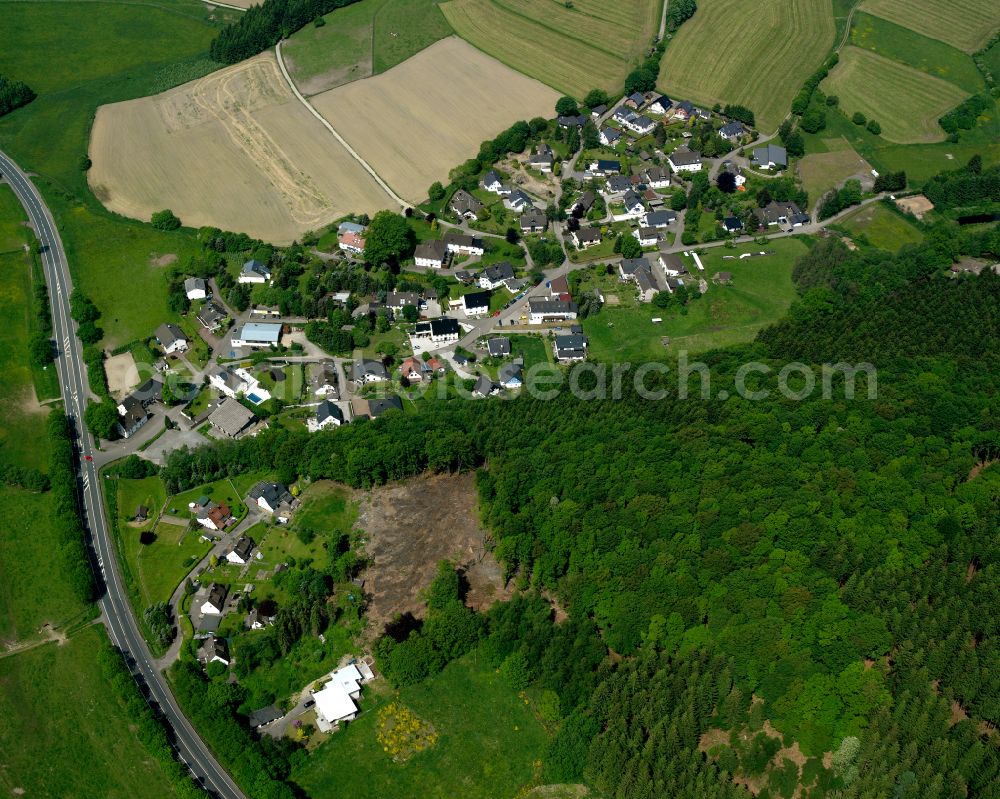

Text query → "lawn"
[657,0,835,132]
[0,0,224,347]
[285,0,453,95]
[293,653,550,799]
[795,142,871,211]
[823,47,970,145]
[858,0,1000,53]
[509,334,551,369]
[441,0,660,97]
[295,481,358,538]
[581,238,806,362]
[838,203,924,251]
[0,626,183,799]
[848,12,985,94]
[168,477,248,521]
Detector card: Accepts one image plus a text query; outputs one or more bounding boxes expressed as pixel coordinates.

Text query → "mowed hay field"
[285,0,454,95]
[658,0,835,133]
[859,0,1000,53]
[823,47,969,144]
[311,37,559,202]
[441,0,659,97]
[89,52,395,243]
[796,141,871,211]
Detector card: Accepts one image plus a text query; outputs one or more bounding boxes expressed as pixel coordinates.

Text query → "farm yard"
[823,47,969,144]
[858,0,1000,53]
[657,0,835,132]
[440,0,659,97]
[88,52,395,244]
[310,37,559,202]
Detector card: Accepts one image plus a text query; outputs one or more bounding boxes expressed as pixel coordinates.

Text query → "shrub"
[852,111,866,125]
[151,209,181,230]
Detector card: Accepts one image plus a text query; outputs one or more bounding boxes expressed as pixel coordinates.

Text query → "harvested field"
[355,471,509,636]
[859,0,1000,53]
[441,0,658,96]
[311,37,559,202]
[88,52,395,244]
[823,47,969,144]
[658,0,835,132]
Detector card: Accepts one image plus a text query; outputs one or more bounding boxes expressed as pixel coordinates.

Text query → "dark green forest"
[0,74,35,117]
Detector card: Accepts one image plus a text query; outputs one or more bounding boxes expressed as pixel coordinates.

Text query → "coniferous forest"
[160,211,1000,797]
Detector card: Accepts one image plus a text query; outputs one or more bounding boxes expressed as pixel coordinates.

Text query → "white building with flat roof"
[313,664,367,732]
[232,323,282,349]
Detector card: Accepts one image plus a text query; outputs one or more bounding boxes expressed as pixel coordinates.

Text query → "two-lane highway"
[0,149,248,799]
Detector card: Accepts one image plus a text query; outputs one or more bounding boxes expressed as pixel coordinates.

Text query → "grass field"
[838,203,924,251]
[848,12,985,94]
[581,239,806,363]
[984,39,1000,78]
[823,47,969,144]
[657,0,835,132]
[859,0,1000,53]
[441,0,660,97]
[795,140,871,211]
[0,626,180,798]
[293,653,550,799]
[311,37,558,202]
[90,52,396,245]
[285,0,454,95]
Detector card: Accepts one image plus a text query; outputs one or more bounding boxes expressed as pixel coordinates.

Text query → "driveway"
[141,427,210,465]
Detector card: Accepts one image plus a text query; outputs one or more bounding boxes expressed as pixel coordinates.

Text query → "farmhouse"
[414,239,448,268]
[528,299,578,324]
[208,398,256,439]
[481,170,506,194]
[184,277,208,300]
[197,301,226,331]
[450,189,484,219]
[554,333,589,361]
[412,317,460,343]
[462,290,492,316]
[350,358,389,384]
[249,481,297,521]
[232,322,282,349]
[528,143,554,172]
[308,400,344,432]
[571,227,602,249]
[752,144,788,170]
[154,323,188,355]
[648,95,673,115]
[226,536,255,565]
[239,260,271,284]
[634,227,659,246]
[644,209,677,228]
[201,584,228,616]
[520,208,547,233]
[599,127,622,146]
[338,230,365,254]
[479,261,515,290]
[719,121,748,141]
[668,148,702,173]
[444,233,485,256]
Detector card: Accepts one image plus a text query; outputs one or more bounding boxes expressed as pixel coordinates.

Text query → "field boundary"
[274,39,408,208]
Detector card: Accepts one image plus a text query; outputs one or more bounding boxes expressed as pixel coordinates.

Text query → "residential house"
[248,706,283,730]
[209,366,250,399]
[648,95,673,115]
[554,333,588,361]
[154,323,188,355]
[198,636,230,666]
[528,144,553,173]
[387,291,421,313]
[587,159,621,176]
[668,148,702,173]
[590,104,607,118]
[659,252,689,277]
[498,359,523,389]
[571,227,601,249]
[184,277,208,300]
[338,230,365,254]
[311,362,340,397]
[752,144,788,170]
[603,175,632,196]
[479,261,515,290]
[338,221,365,236]
[487,337,511,358]
[208,398,256,439]
[481,170,506,194]
[633,226,659,247]
[239,259,271,284]
[618,257,651,281]
[754,201,809,227]
[226,536,255,565]
[366,396,404,418]
[719,121,748,142]
[573,191,596,215]
[197,301,226,331]
[444,233,485,256]
[196,501,234,533]
[663,275,688,294]
[620,190,646,219]
[414,239,448,269]
[505,189,534,212]
[473,375,499,398]
[557,114,586,129]
[116,395,150,439]
[599,126,622,147]
[312,664,367,731]
[548,275,570,298]
[643,209,676,228]
[350,358,389,384]
[620,113,655,136]
[634,268,658,302]
[400,357,424,382]
[528,299,578,324]
[449,189,483,219]
[641,166,671,189]
[520,208,547,233]
[249,481,297,521]
[722,216,743,234]
[673,101,710,122]
[462,290,491,316]
[308,400,344,432]
[412,317,460,343]
[231,322,282,349]
[200,583,228,616]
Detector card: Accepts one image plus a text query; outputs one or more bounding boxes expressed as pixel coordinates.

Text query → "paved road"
[0,149,248,799]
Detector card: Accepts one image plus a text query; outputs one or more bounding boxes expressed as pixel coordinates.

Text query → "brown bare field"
[88,53,394,243]
[895,194,934,219]
[310,37,559,202]
[355,470,509,637]
[104,352,140,400]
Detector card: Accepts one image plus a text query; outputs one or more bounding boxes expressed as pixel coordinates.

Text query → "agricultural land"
[837,202,925,251]
[89,52,395,244]
[657,0,835,132]
[310,37,559,202]
[858,0,1000,52]
[440,0,661,97]
[284,0,454,95]
[795,139,873,214]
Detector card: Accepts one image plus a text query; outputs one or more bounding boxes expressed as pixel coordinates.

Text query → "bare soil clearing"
[895,194,934,219]
[311,37,559,202]
[89,53,394,243]
[355,471,509,635]
[104,351,140,399]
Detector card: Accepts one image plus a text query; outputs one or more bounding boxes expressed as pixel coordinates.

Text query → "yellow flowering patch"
[375,702,438,762]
